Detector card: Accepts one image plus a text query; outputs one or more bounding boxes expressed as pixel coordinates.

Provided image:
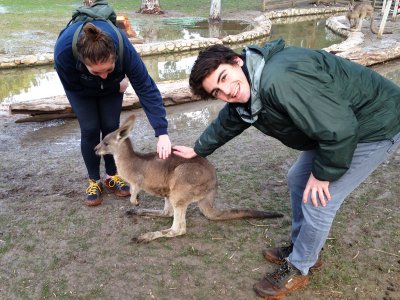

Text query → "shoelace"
[86,181,101,195]
[108,175,127,188]
[268,262,292,284]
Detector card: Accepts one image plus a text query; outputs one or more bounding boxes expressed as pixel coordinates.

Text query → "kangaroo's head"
[95,114,136,156]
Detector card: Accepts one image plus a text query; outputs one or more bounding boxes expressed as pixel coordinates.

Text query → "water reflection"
[0,67,62,104]
[0,18,361,108]
[270,18,342,49]
[132,17,252,42]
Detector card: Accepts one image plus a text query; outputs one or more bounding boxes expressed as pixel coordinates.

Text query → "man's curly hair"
[189,44,242,99]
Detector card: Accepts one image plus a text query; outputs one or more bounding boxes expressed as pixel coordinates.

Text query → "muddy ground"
[1,5,400,300]
[1,94,400,300]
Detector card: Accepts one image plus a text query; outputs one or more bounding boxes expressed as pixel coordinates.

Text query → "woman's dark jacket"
[54,20,167,137]
[194,39,400,181]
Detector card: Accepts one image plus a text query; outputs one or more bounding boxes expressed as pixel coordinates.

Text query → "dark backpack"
[67,0,123,67]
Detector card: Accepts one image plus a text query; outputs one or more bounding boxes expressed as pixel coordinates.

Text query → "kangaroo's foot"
[132,227,186,243]
[126,207,173,218]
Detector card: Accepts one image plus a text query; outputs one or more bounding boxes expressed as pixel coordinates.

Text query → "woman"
[54,20,171,206]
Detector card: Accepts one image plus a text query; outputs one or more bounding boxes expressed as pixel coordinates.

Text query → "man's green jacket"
[194,39,400,181]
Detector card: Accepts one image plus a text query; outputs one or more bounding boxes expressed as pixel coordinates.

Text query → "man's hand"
[119,76,129,93]
[157,134,171,160]
[303,173,331,207]
[172,146,197,159]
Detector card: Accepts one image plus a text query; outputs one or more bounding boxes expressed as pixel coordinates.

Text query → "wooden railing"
[261,0,351,11]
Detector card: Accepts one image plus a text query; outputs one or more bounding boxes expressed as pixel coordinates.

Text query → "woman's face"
[85,56,115,79]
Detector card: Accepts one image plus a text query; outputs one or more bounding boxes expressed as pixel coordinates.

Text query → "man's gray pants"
[287,132,400,275]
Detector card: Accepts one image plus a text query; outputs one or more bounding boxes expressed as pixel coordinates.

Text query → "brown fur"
[346,3,391,34]
[95,114,283,243]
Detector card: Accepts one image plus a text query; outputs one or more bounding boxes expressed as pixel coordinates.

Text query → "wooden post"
[261,0,268,12]
[392,0,399,20]
[378,0,392,37]
[382,0,387,12]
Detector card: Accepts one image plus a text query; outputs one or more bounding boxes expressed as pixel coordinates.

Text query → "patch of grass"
[170,261,188,278]
[0,235,13,255]
[23,243,35,252]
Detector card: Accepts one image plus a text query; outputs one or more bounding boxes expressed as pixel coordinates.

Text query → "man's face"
[202,57,250,103]
[85,56,115,79]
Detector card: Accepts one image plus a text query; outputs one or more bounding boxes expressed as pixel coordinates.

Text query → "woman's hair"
[189,44,242,99]
[76,23,116,65]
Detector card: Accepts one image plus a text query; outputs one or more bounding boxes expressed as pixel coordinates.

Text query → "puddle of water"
[132,17,252,42]
[372,60,400,85]
[0,5,8,14]
[0,18,347,108]
[269,18,343,49]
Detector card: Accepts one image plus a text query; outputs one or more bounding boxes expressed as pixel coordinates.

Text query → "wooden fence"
[260,0,391,11]
[261,0,352,11]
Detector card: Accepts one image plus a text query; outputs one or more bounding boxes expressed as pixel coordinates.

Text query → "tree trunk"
[209,0,221,22]
[138,0,163,14]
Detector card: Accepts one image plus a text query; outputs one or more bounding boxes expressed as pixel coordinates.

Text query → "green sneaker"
[85,179,103,206]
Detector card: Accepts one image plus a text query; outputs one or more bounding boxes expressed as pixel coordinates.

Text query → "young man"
[173,39,400,299]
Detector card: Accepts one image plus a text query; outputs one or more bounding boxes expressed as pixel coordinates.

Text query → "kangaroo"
[346,3,391,34]
[95,114,283,243]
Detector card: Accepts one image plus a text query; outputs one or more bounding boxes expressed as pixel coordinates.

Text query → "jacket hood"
[237,39,285,124]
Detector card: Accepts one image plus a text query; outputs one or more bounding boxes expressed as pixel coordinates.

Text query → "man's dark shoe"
[263,243,323,273]
[253,260,309,299]
[263,243,293,265]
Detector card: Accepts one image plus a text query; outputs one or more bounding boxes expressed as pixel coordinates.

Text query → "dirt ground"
[1,96,400,300]
[1,7,400,300]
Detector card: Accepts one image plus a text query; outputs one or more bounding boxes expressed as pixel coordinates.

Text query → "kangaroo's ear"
[117,114,136,141]
[117,127,130,141]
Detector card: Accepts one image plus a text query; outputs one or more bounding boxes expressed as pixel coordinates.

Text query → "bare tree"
[209,0,221,23]
[138,0,163,14]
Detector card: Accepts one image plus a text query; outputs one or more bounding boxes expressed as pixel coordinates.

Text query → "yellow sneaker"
[85,179,103,206]
[104,175,130,197]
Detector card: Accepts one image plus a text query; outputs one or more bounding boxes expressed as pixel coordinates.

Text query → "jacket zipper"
[100,81,103,90]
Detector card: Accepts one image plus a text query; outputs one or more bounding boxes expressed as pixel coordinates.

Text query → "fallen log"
[15,113,77,123]
[10,80,198,123]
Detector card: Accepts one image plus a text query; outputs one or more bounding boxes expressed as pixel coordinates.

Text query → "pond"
[0,17,345,109]
[132,17,253,42]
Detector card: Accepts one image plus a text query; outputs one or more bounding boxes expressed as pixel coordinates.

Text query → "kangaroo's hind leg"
[133,196,190,243]
[356,12,367,31]
[126,197,174,217]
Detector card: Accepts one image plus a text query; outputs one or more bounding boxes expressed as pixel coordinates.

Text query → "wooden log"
[10,80,199,123]
[15,113,77,123]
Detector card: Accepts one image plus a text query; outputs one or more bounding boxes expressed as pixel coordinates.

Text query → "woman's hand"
[303,173,331,207]
[172,146,197,159]
[157,134,171,159]
[119,76,129,93]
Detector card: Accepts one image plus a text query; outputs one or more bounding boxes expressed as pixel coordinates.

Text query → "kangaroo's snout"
[94,142,108,156]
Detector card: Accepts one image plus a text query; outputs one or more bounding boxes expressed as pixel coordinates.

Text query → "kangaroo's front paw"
[126,207,139,216]
[130,196,139,206]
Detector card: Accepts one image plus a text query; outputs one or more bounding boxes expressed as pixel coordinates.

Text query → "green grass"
[0,0,261,55]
